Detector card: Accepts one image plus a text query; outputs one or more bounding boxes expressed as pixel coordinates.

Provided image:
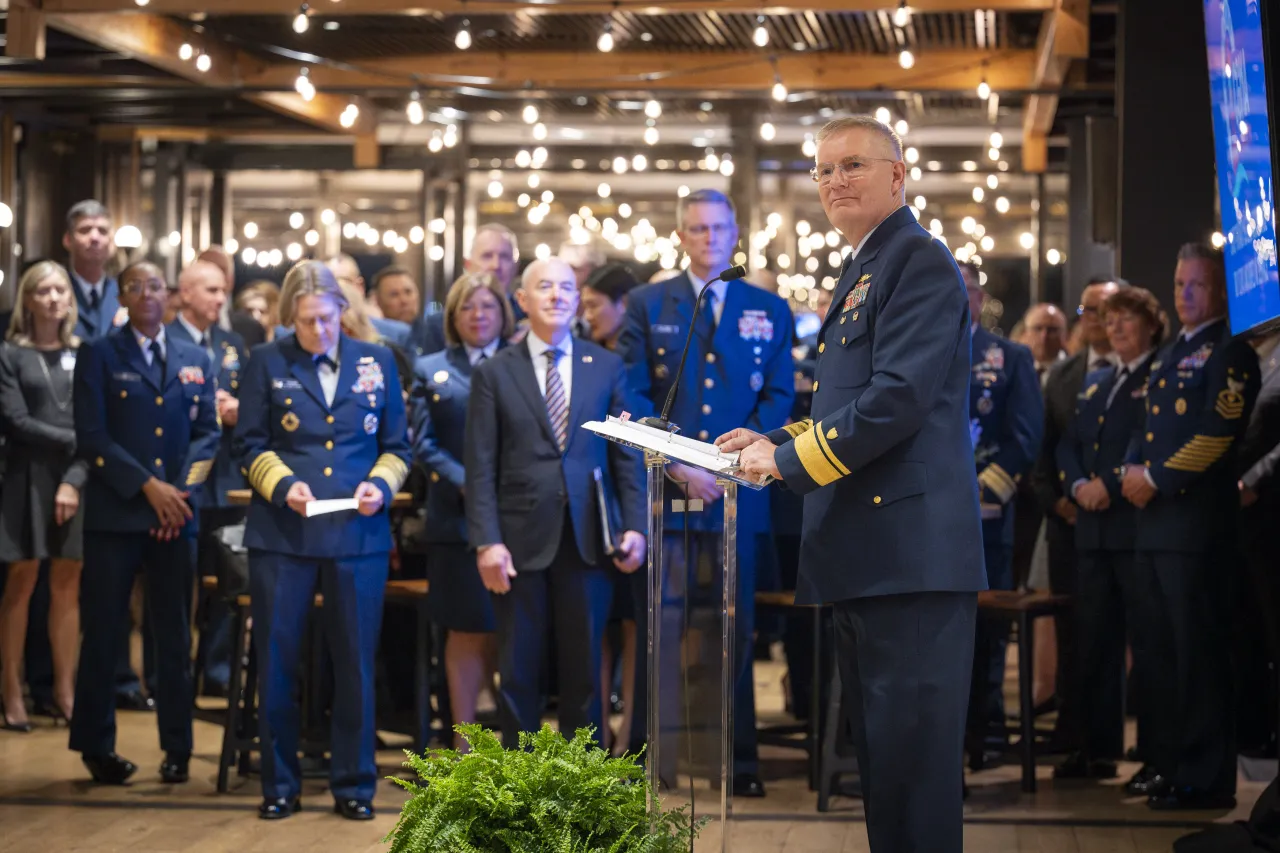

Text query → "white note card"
[305,498,359,517]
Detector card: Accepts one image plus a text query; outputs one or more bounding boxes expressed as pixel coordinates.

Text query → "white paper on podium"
[581,416,771,489]
[305,498,359,517]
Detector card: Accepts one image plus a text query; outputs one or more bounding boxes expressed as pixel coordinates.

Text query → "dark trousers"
[834,592,976,853]
[249,550,387,803]
[628,530,760,776]
[1074,549,1142,759]
[968,540,1013,739]
[69,533,195,758]
[1045,518,1082,748]
[1131,550,1235,793]
[493,521,613,750]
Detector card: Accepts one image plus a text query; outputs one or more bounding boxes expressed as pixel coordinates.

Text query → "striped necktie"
[544,348,568,451]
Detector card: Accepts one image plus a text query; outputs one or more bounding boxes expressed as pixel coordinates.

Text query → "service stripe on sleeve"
[782,419,812,439]
[248,451,293,501]
[793,426,845,487]
[369,453,410,493]
[813,420,851,477]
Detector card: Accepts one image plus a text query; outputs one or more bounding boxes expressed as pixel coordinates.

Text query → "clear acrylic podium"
[583,417,770,851]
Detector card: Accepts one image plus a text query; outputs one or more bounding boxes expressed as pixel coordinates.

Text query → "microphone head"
[718,264,748,282]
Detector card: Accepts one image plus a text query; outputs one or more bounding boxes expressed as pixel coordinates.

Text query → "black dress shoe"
[1054,750,1118,780]
[160,753,190,784]
[731,773,766,798]
[259,796,302,820]
[334,799,375,820]
[1147,786,1236,811]
[1123,764,1165,797]
[83,753,138,785]
[115,692,155,712]
[2,714,33,734]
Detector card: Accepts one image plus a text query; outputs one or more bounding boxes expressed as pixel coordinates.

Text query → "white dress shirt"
[131,325,167,366]
[527,329,573,400]
[177,312,215,360]
[1105,348,1154,408]
[72,270,106,308]
[1086,345,1118,372]
[1180,315,1226,342]
[465,339,499,367]
[316,344,339,407]
[688,271,728,325]
[846,210,892,267]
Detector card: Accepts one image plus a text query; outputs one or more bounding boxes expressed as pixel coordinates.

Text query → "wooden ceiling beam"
[1021,0,1089,172]
[6,2,48,60]
[41,0,1055,15]
[248,49,1037,93]
[44,12,376,135]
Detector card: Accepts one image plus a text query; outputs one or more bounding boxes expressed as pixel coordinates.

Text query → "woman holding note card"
[235,260,410,822]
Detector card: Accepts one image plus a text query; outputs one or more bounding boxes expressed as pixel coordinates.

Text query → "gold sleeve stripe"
[248,451,294,501]
[1164,435,1233,472]
[782,419,812,439]
[369,453,410,493]
[185,459,213,487]
[813,421,851,477]
[793,427,845,487]
[978,464,1017,503]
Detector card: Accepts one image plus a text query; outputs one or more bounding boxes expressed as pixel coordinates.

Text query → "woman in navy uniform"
[70,261,221,785]
[1119,244,1259,810]
[236,260,410,821]
[1055,286,1163,781]
[409,272,511,750]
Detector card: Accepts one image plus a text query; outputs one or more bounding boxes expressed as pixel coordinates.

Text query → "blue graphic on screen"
[1205,0,1279,334]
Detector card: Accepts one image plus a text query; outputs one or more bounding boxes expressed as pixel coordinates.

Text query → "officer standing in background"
[617,188,795,797]
[1121,243,1259,810]
[236,260,410,821]
[960,263,1043,764]
[69,261,220,785]
[166,260,248,695]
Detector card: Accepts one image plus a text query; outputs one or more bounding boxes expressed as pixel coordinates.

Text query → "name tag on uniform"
[652,324,680,335]
[112,370,141,382]
[60,352,76,372]
[272,378,302,390]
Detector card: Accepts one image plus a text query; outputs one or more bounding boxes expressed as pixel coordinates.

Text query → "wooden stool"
[754,590,828,792]
[382,578,431,756]
[975,589,1071,793]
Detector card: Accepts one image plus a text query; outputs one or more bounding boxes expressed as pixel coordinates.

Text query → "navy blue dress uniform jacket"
[1057,356,1155,551]
[235,334,412,559]
[166,320,248,507]
[464,338,646,571]
[1127,319,1259,552]
[616,273,795,532]
[73,327,221,536]
[970,325,1043,545]
[72,277,124,341]
[766,206,987,605]
[410,345,484,544]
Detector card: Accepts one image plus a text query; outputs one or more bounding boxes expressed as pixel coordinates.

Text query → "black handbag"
[214,523,250,598]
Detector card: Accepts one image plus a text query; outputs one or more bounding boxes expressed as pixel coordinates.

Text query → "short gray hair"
[470,222,517,255]
[66,199,110,233]
[814,116,903,160]
[520,256,574,290]
[676,188,736,231]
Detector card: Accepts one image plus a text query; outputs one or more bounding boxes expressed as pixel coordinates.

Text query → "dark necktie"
[147,340,164,386]
[315,354,337,372]
[544,348,568,452]
[696,287,719,340]
[1106,367,1129,409]
[89,288,101,312]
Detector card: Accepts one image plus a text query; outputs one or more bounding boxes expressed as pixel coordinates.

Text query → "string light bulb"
[195,53,212,73]
[977,79,991,100]
[294,67,315,101]
[644,99,662,119]
[759,121,776,141]
[178,43,194,61]
[456,20,472,50]
[339,102,359,129]
[753,16,769,47]
[522,104,539,124]
[644,125,660,145]
[771,78,787,102]
[989,131,1003,148]
[893,0,911,28]
[293,4,311,34]
[532,122,547,140]
[597,21,615,52]
[406,91,424,125]
[898,49,915,69]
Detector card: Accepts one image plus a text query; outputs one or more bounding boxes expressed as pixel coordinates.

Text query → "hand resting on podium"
[715,428,782,483]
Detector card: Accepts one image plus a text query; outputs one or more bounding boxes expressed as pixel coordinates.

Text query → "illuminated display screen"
[1205,0,1280,334]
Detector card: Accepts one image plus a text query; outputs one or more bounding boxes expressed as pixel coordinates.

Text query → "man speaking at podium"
[718,115,985,852]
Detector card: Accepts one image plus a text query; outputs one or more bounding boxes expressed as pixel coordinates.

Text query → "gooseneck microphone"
[638,263,747,434]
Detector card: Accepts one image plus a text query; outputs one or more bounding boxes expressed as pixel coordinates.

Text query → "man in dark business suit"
[1032,277,1123,751]
[720,115,985,853]
[465,256,647,750]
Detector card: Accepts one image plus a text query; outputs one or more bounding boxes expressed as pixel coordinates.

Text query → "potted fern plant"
[386,723,705,852]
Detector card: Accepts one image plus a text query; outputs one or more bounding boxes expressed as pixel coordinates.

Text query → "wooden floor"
[0,657,1267,852]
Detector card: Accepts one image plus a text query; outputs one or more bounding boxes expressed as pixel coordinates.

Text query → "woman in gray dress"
[0,261,87,731]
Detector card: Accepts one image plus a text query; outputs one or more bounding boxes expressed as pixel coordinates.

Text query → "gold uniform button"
[1159,379,1167,388]
[701,404,712,415]
[1152,405,1160,415]
[1146,432,1154,442]
[698,430,709,440]
[120,390,128,399]
[155,427,163,437]
[285,398,292,405]
[705,353,716,364]
[1093,442,1100,450]
[873,496,882,505]
[1098,416,1104,424]
[96,457,105,467]
[323,467,333,477]
[430,472,440,483]
[842,337,847,345]
[326,415,335,424]
[154,458,163,467]
[704,378,714,389]
[325,440,334,450]
[155,396,164,406]
[657,348,666,356]
[818,343,825,354]
[231,381,238,390]
[852,311,859,321]
[813,381,819,391]
[432,394,441,402]
[193,395,199,403]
